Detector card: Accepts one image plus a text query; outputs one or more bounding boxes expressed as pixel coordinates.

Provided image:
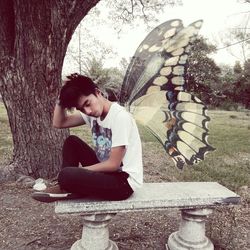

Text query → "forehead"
[77,94,94,107]
[78,94,89,104]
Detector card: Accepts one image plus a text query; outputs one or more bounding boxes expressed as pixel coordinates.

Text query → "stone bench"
[55,182,240,250]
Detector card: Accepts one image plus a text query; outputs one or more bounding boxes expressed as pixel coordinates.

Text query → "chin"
[91,113,100,118]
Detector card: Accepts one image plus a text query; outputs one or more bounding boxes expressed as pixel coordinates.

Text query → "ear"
[95,88,102,96]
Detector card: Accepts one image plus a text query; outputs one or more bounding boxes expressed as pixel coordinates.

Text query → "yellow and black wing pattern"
[120,19,215,169]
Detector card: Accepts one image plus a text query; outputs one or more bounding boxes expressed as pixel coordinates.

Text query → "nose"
[84,107,92,115]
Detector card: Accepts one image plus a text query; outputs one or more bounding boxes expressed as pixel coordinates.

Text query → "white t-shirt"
[80,102,143,191]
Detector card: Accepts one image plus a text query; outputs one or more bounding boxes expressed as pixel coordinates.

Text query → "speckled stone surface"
[55,182,240,215]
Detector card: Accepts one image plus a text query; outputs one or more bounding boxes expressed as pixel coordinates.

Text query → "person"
[32,73,143,202]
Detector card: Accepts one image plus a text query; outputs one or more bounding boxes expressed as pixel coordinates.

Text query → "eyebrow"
[82,100,87,106]
[80,99,90,109]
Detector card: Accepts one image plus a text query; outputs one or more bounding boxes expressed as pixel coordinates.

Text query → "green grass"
[168,110,250,190]
[70,124,93,145]
[1,102,249,190]
[0,103,13,164]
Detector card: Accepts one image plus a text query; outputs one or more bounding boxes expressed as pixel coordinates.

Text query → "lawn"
[1,102,250,190]
[0,103,13,165]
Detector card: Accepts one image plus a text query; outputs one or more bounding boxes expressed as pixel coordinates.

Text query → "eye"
[85,101,90,107]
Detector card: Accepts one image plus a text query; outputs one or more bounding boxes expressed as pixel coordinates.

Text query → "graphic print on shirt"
[92,120,112,162]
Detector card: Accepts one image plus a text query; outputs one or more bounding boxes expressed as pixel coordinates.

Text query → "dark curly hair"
[59,73,98,109]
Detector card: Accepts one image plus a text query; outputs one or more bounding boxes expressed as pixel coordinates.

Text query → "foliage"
[81,55,125,101]
[219,60,250,109]
[237,59,250,108]
[234,60,243,74]
[187,36,221,105]
[63,25,118,77]
[214,6,250,110]
[187,35,250,109]
[82,56,111,85]
[230,27,250,63]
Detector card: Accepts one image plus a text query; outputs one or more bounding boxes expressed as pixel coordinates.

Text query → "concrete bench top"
[55,182,240,215]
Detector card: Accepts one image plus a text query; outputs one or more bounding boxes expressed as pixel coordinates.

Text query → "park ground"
[0,104,250,249]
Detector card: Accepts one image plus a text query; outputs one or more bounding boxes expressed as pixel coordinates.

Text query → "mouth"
[90,113,98,117]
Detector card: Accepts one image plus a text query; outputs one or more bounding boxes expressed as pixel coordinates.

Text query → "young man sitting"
[32,73,143,202]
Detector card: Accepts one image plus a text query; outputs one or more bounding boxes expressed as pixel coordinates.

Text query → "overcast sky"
[63,0,249,75]
[158,0,249,65]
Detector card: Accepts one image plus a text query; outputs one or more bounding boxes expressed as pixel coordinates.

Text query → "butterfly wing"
[119,19,184,105]
[120,19,215,169]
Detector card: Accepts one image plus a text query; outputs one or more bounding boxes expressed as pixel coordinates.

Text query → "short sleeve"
[80,112,91,126]
[111,111,133,148]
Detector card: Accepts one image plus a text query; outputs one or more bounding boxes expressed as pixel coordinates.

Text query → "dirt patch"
[0,141,249,250]
[0,180,249,250]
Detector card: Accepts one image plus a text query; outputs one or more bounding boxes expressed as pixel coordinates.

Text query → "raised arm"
[53,102,85,129]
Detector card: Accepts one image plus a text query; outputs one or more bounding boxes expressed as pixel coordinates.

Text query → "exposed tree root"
[0,164,16,183]
[0,163,35,187]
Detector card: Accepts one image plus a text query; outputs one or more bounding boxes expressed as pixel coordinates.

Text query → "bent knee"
[64,135,79,145]
[58,167,74,189]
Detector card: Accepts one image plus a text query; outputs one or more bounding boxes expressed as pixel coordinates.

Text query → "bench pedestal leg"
[167,208,214,250]
[71,213,118,250]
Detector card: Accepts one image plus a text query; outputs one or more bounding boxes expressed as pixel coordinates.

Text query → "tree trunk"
[0,0,100,179]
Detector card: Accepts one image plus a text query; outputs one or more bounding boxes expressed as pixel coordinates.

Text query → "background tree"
[63,24,117,77]
[217,64,235,104]
[219,11,250,64]
[80,55,125,101]
[231,60,250,108]
[218,60,250,109]
[0,0,180,181]
[187,36,221,105]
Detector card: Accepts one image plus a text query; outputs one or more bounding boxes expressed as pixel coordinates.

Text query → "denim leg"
[58,167,133,201]
[62,135,99,168]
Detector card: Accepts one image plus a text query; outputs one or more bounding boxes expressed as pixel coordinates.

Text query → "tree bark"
[0,0,100,179]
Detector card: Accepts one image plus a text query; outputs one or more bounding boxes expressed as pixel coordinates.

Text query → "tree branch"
[241,13,250,61]
[217,37,250,50]
[106,0,181,26]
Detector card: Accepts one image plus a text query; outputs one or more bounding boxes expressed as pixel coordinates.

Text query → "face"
[76,91,103,118]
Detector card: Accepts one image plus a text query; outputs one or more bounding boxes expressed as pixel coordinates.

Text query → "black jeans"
[58,135,133,201]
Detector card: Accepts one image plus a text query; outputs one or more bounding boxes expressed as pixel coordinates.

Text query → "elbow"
[52,121,62,129]
[111,165,120,172]
[109,161,121,172]
[52,117,65,129]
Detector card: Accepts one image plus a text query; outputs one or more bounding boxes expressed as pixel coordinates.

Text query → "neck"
[100,98,113,120]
